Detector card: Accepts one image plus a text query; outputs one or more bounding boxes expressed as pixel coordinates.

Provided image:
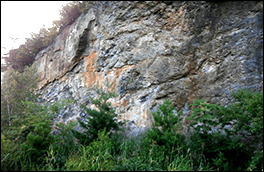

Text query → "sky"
[1,1,70,65]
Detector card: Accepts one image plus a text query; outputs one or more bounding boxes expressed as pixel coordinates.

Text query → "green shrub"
[167,148,193,171]
[247,150,263,171]
[16,99,73,170]
[186,89,263,171]
[141,99,187,170]
[1,99,73,171]
[44,121,80,171]
[66,129,115,171]
[1,134,20,170]
[112,136,164,171]
[114,134,193,171]
[1,59,79,171]
[143,99,186,149]
[72,83,124,146]
[152,99,183,134]
[187,131,249,171]
[112,155,163,171]
[230,89,263,138]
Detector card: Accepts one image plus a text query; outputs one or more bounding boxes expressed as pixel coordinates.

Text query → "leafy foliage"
[247,150,263,171]
[186,89,263,171]
[44,121,80,171]
[1,63,76,170]
[1,134,19,170]
[141,99,187,170]
[1,65,38,134]
[152,99,183,133]
[72,84,124,146]
[57,1,97,29]
[1,99,73,171]
[17,102,56,169]
[66,129,115,171]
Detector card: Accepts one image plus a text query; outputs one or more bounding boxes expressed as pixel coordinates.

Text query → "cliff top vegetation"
[1,1,98,73]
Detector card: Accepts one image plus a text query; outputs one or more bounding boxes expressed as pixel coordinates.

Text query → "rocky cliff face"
[34,1,263,136]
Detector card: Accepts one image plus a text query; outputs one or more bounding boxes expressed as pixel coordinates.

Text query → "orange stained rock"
[114,65,135,78]
[83,52,103,88]
[111,64,135,92]
[84,51,98,72]
[84,71,104,88]
[83,51,135,91]
[143,112,146,119]
[121,99,128,107]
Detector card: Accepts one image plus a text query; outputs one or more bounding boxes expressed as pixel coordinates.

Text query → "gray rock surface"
[34,1,263,136]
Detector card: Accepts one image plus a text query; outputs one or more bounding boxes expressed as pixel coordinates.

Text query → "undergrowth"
[1,89,263,171]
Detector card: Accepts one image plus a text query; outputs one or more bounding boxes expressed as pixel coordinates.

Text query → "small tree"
[1,65,38,133]
[72,83,124,146]
[16,99,73,170]
[141,99,187,170]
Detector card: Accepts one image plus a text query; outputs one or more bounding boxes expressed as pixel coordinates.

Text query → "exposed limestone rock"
[34,1,263,137]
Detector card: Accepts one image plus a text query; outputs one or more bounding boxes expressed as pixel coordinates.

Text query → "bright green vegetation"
[1,64,263,171]
[71,83,124,146]
[1,65,75,170]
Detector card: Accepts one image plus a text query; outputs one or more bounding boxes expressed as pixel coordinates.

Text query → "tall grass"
[2,126,260,171]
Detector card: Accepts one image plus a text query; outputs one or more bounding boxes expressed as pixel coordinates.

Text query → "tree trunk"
[7,102,12,127]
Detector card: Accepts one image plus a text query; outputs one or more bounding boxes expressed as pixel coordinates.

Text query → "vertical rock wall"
[34,1,263,136]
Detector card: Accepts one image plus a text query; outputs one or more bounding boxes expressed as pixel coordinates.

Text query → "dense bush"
[1,134,19,170]
[1,99,73,171]
[45,121,80,170]
[66,129,115,171]
[186,89,263,171]
[71,84,124,146]
[68,89,263,171]
[140,99,188,170]
[1,64,76,170]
